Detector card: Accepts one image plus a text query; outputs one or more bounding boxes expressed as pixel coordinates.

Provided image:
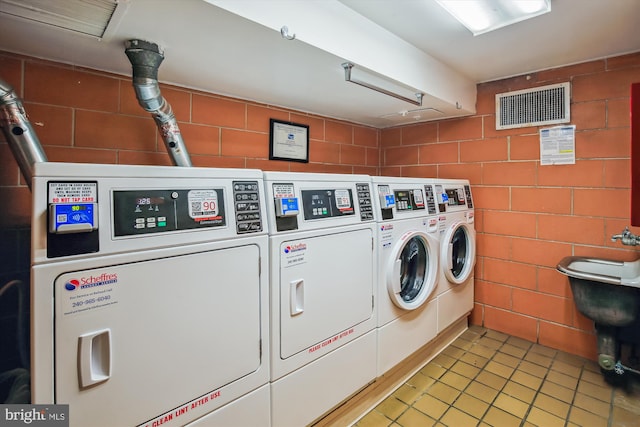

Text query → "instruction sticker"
[540,125,576,165]
[334,189,352,211]
[49,182,97,203]
[188,189,219,221]
[273,183,295,198]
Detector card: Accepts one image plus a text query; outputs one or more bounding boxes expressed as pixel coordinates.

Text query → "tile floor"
[354,326,640,427]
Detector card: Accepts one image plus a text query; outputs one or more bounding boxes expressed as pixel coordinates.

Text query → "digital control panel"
[436,185,469,212]
[302,189,355,220]
[394,189,425,211]
[113,188,227,236]
[445,188,467,206]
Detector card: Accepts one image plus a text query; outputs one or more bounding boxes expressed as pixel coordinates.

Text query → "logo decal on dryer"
[65,279,80,291]
[380,224,394,231]
[65,273,118,291]
[284,243,307,254]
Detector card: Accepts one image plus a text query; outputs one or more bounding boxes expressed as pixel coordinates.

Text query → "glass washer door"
[441,221,476,284]
[386,230,438,310]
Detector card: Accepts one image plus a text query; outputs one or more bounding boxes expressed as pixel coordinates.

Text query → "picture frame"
[269,119,310,163]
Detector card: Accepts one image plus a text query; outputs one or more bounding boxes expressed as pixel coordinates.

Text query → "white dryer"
[30,163,271,427]
[372,176,441,377]
[434,179,476,334]
[263,172,377,427]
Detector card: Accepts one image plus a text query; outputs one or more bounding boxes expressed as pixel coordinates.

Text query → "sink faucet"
[611,227,640,246]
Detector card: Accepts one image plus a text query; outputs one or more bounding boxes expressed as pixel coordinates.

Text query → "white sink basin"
[557,257,640,288]
[557,256,640,327]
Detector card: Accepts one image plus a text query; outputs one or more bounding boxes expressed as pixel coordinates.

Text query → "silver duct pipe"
[0,77,47,190]
[124,39,192,167]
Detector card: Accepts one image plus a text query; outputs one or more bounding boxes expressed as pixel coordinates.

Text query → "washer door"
[441,221,476,284]
[386,230,439,310]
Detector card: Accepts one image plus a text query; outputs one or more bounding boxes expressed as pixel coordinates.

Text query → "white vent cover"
[496,82,570,130]
[0,0,117,38]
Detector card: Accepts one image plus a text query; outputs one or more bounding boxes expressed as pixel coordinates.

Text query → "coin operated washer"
[31,162,271,427]
[372,176,440,376]
[434,179,476,334]
[263,171,377,427]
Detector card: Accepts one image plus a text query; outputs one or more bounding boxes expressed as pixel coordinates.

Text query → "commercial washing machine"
[263,171,376,427]
[372,176,441,376]
[31,162,270,427]
[433,179,476,334]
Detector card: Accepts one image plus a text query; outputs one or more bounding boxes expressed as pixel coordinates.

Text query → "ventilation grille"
[496,82,570,130]
[0,0,117,38]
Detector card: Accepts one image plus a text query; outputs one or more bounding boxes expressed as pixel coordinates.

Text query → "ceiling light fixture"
[342,62,424,106]
[435,0,551,36]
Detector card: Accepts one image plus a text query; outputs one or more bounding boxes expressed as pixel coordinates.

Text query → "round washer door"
[386,230,439,310]
[441,221,476,284]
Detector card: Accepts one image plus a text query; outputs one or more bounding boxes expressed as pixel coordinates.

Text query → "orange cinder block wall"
[381,52,640,360]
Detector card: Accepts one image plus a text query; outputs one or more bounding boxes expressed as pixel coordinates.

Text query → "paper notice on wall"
[540,125,576,165]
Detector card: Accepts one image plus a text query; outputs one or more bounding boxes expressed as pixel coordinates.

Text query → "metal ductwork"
[0,77,47,190]
[124,39,192,167]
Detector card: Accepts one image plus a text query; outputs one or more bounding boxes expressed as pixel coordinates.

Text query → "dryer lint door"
[441,221,476,284]
[278,228,374,359]
[386,230,438,310]
[53,245,263,427]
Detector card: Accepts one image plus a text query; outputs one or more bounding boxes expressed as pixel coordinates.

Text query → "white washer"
[372,176,441,377]
[263,172,377,427]
[434,179,476,334]
[31,163,270,427]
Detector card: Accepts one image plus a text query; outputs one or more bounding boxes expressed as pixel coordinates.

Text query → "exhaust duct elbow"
[0,77,47,190]
[125,39,192,167]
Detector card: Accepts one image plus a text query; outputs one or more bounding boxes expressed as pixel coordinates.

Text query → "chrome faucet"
[611,227,640,246]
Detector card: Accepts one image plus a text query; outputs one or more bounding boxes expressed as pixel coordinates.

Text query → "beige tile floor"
[354,326,640,427]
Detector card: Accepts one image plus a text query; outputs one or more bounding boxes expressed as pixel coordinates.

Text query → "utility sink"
[558,256,640,380]
[557,256,640,326]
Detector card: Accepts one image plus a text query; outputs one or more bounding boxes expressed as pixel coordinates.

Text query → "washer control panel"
[436,184,470,213]
[394,189,425,211]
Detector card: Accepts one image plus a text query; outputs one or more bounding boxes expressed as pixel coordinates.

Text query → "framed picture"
[269,119,309,163]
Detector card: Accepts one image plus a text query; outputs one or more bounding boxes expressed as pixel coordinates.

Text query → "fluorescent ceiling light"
[342,62,424,106]
[436,0,551,36]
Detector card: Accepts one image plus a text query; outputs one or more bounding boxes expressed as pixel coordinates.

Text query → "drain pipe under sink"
[0,77,48,190]
[124,39,192,167]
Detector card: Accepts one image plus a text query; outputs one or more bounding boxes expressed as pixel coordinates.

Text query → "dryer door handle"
[290,279,304,316]
[78,328,112,388]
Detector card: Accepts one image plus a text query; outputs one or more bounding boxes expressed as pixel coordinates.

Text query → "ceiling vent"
[496,82,570,130]
[0,0,118,38]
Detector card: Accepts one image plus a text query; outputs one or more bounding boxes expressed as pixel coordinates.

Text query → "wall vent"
[496,82,570,130]
[0,0,118,38]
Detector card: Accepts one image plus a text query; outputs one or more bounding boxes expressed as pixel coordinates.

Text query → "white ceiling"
[0,0,639,128]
